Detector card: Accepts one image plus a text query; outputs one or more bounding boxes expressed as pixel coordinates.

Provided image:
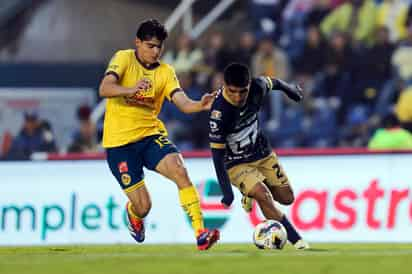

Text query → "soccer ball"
[253,219,288,249]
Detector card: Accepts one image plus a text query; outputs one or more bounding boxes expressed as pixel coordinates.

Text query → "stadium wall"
[0,150,411,246]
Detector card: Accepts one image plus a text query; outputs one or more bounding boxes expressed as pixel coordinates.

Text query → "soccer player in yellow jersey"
[99,19,219,250]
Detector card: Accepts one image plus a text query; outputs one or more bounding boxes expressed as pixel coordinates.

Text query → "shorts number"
[272,163,284,179]
[155,135,171,148]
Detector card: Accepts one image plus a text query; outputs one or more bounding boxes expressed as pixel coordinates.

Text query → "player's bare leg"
[156,153,192,189]
[248,182,284,220]
[127,185,152,217]
[268,184,295,205]
[125,185,151,242]
[156,153,219,250]
[249,182,309,250]
[267,184,309,249]
[243,184,294,213]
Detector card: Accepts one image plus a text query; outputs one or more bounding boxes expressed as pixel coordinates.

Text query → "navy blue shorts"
[106,134,179,193]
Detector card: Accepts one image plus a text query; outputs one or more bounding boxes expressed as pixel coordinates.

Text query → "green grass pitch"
[1,243,411,274]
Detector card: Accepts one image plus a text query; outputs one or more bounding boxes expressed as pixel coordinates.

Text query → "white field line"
[3,249,412,263]
[2,250,412,266]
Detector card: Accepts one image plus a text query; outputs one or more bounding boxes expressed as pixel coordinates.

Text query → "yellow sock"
[127,202,142,220]
[179,185,204,236]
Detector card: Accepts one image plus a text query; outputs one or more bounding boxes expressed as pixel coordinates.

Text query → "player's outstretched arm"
[271,78,304,102]
[172,90,217,113]
[211,148,234,208]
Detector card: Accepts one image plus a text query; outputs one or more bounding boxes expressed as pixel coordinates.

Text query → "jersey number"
[155,135,171,148]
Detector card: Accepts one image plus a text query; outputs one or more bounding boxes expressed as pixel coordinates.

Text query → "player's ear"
[135,38,141,47]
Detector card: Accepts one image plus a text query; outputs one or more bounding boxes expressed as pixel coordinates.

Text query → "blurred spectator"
[249,0,289,42]
[320,0,378,47]
[284,0,315,21]
[282,0,318,58]
[376,0,408,43]
[395,85,412,132]
[208,71,225,91]
[251,36,290,79]
[68,105,98,153]
[161,72,203,149]
[339,104,371,146]
[365,26,394,83]
[302,98,338,147]
[0,131,13,160]
[330,0,348,9]
[368,23,412,123]
[5,111,57,160]
[293,25,326,80]
[162,33,203,74]
[203,31,233,72]
[304,0,333,28]
[368,111,412,149]
[391,23,412,82]
[351,26,395,109]
[266,100,305,148]
[323,31,353,81]
[251,36,290,127]
[312,31,354,122]
[231,31,256,67]
[404,1,412,28]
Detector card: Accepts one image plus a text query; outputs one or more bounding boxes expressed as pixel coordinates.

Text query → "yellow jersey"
[102,49,181,148]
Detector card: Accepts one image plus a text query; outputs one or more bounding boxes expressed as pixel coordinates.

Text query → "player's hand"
[128,79,152,97]
[221,193,234,208]
[200,90,218,111]
[277,79,304,102]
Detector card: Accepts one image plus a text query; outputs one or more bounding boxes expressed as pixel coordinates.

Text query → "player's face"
[135,37,164,64]
[225,84,250,107]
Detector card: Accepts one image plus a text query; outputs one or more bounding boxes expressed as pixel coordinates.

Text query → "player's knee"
[279,192,294,205]
[280,196,294,205]
[254,186,273,205]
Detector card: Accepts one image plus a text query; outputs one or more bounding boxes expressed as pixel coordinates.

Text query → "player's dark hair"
[224,63,250,87]
[136,19,168,41]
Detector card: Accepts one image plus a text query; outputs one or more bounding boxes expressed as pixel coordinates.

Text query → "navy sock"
[280,215,301,244]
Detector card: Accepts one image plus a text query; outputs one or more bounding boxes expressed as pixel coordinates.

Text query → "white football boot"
[294,239,310,250]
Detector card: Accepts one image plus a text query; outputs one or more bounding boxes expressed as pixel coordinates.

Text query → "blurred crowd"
[161,0,412,150]
[1,104,99,160]
[3,0,412,160]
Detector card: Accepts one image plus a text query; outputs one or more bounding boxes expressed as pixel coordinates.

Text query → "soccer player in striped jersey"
[209,63,309,249]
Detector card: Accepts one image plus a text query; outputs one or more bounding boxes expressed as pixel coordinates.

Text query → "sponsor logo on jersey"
[209,133,222,139]
[209,121,219,132]
[211,110,222,120]
[121,173,132,186]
